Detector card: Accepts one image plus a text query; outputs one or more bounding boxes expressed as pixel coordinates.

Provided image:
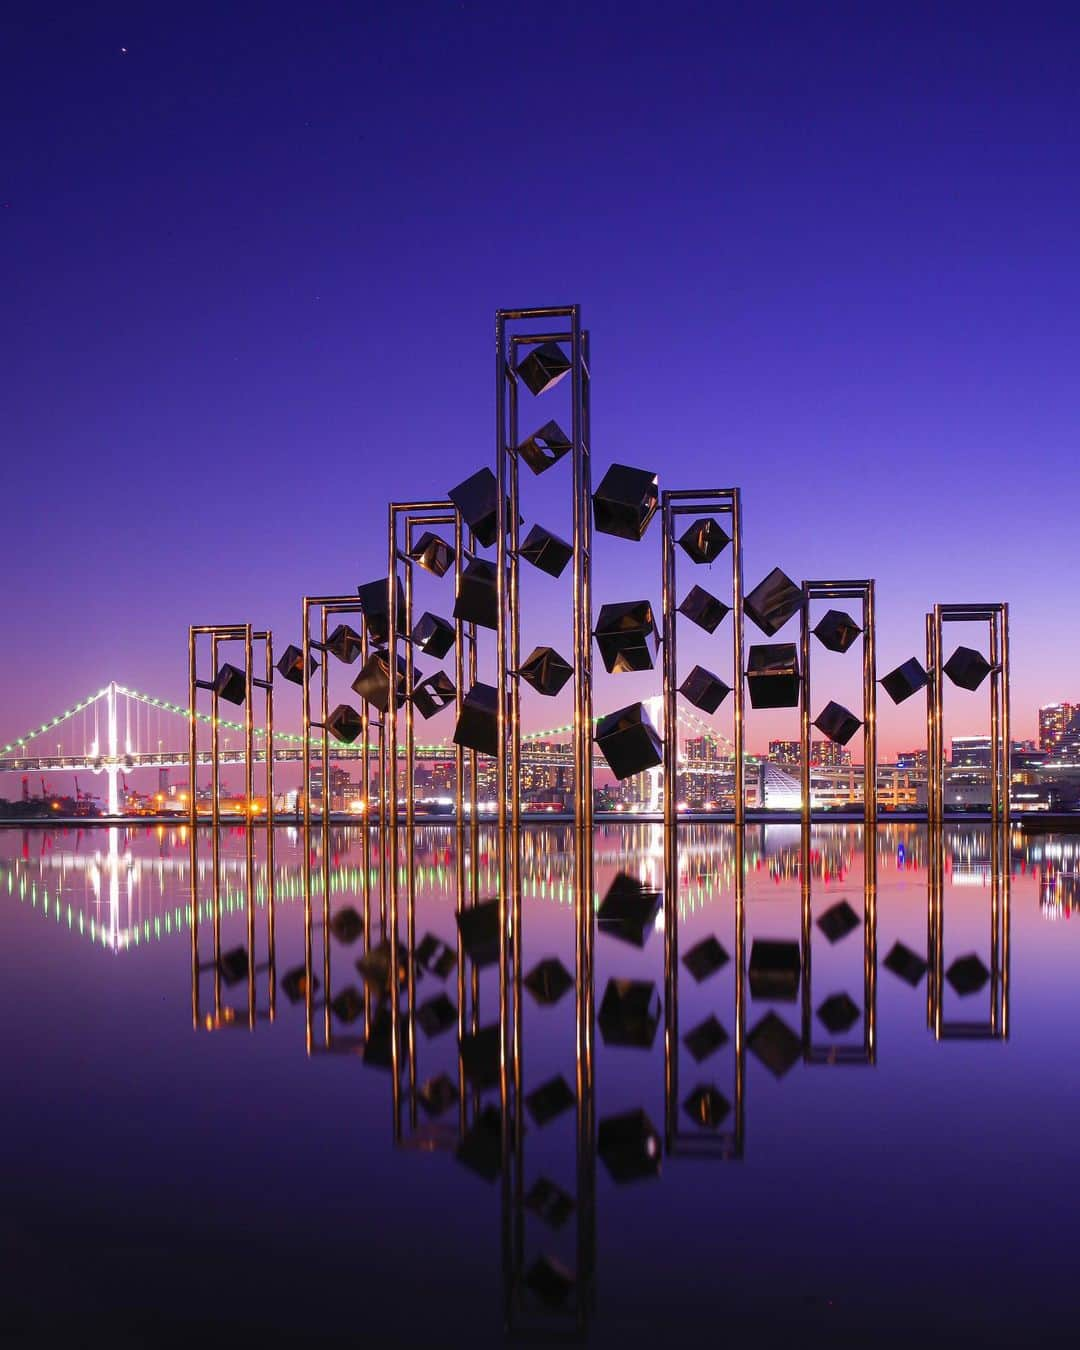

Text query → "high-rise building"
[768,739,850,768]
[1039,703,1077,754]
[951,736,991,768]
[896,749,928,770]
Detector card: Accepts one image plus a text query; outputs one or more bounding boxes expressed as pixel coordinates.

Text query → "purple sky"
[5,2,1079,769]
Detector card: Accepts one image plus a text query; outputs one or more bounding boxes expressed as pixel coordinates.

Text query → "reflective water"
[3,822,1079,1346]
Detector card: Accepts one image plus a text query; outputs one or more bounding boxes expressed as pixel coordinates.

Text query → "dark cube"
[814,608,862,654]
[944,645,992,692]
[213,663,246,706]
[448,467,517,550]
[524,1074,576,1127]
[459,1023,501,1089]
[517,419,571,474]
[218,945,248,986]
[593,463,659,541]
[682,935,729,982]
[881,657,929,705]
[524,1256,575,1309]
[525,1177,575,1230]
[324,623,363,664]
[814,700,862,746]
[329,906,364,944]
[356,577,404,648]
[597,873,662,948]
[453,682,499,758]
[744,567,802,636]
[677,583,730,633]
[683,1014,729,1062]
[412,671,456,720]
[351,651,414,713]
[883,941,928,986]
[947,952,990,996]
[416,992,457,1038]
[680,664,731,715]
[683,1084,731,1130]
[598,978,661,1049]
[519,523,573,578]
[457,897,500,968]
[594,599,659,674]
[456,1104,502,1182]
[276,643,317,686]
[418,1074,458,1118]
[749,939,801,1001]
[597,1108,661,1184]
[746,644,801,709]
[816,899,860,943]
[518,646,573,697]
[595,702,663,780]
[325,703,364,744]
[523,956,574,1006]
[453,558,499,631]
[747,1011,802,1078]
[678,516,730,564]
[408,530,454,577]
[515,341,571,395]
[817,992,861,1034]
[411,611,455,659]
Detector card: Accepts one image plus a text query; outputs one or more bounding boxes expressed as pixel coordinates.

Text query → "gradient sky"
[5,2,1080,771]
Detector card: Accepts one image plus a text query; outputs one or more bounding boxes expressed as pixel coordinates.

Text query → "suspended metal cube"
[524,1075,576,1127]
[597,873,662,948]
[416,992,457,1038]
[683,1084,731,1130]
[329,906,364,944]
[946,952,990,996]
[519,523,573,578]
[524,1256,576,1310]
[816,899,860,943]
[456,1103,502,1182]
[517,419,572,474]
[351,651,415,713]
[330,986,364,1024]
[680,664,731,715]
[944,645,992,692]
[597,1108,661,1184]
[276,643,318,686]
[411,611,455,659]
[408,530,454,577]
[356,939,408,999]
[415,932,457,979]
[677,583,730,634]
[324,624,364,664]
[460,1023,501,1089]
[457,897,500,968]
[595,702,663,781]
[356,576,404,647]
[594,599,659,674]
[525,1177,575,1230]
[418,1074,459,1118]
[598,978,661,1048]
[593,463,659,541]
[748,939,801,1001]
[744,567,802,636]
[678,517,730,564]
[814,700,862,746]
[453,682,498,758]
[682,935,729,983]
[523,956,574,1006]
[817,992,860,1034]
[747,1011,802,1079]
[453,558,499,631]
[325,703,364,744]
[448,467,518,550]
[880,657,929,705]
[518,646,573,697]
[412,671,456,720]
[515,340,571,396]
[213,663,247,706]
[746,644,801,709]
[883,941,928,986]
[218,945,248,985]
[280,965,318,1004]
[683,1014,729,1062]
[813,608,862,654]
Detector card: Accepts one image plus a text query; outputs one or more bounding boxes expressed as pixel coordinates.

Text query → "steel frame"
[799,580,877,827]
[926,603,1010,823]
[661,488,745,827]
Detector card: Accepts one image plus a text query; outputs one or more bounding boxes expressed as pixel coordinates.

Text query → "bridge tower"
[105,680,120,816]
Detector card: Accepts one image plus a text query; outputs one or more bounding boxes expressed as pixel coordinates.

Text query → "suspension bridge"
[0,682,748,814]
